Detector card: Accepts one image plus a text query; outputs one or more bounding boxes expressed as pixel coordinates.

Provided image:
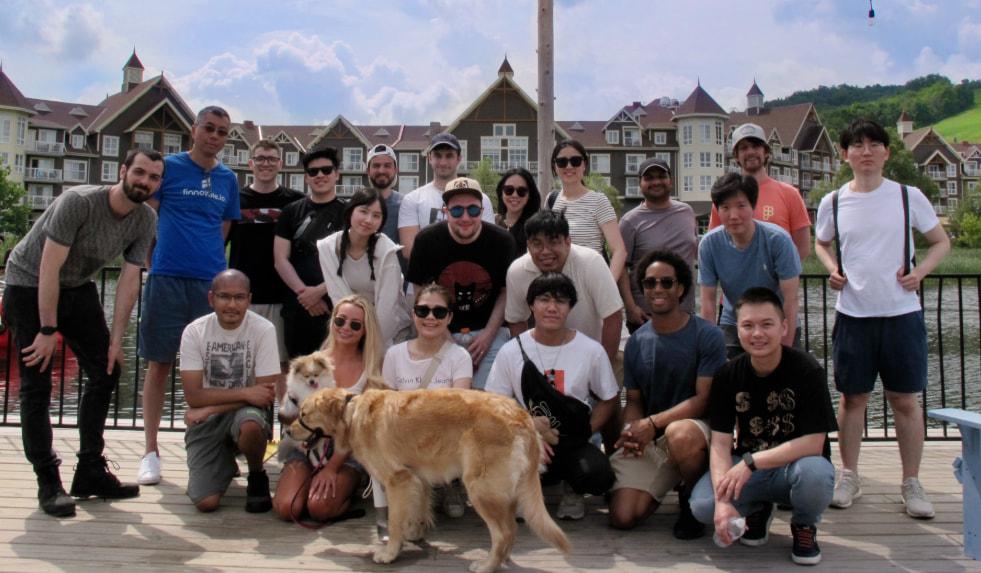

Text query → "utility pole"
[537,0,554,193]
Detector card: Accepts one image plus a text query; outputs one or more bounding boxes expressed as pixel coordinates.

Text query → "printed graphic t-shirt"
[179,311,280,389]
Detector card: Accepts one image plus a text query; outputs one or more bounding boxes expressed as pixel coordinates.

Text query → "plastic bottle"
[454,328,473,348]
[713,516,747,547]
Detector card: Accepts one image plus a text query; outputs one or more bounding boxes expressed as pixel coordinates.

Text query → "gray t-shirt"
[698,220,801,325]
[5,185,157,288]
[619,200,698,314]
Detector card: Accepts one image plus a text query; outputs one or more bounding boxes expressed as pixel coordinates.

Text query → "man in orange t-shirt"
[709,123,810,261]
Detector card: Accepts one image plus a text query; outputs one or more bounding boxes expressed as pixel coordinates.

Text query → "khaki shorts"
[250,303,288,363]
[610,418,711,502]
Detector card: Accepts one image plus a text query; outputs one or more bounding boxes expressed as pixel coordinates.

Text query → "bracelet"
[648,415,657,430]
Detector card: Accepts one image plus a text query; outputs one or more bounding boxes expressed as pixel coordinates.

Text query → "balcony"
[928,172,946,181]
[341,161,365,172]
[965,167,980,177]
[335,184,361,197]
[24,194,55,209]
[25,168,62,183]
[463,160,539,172]
[27,141,65,156]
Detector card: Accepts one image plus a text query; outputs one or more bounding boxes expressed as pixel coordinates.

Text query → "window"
[102,135,119,157]
[244,174,254,187]
[654,132,666,145]
[221,144,236,165]
[682,125,692,145]
[683,152,692,169]
[480,136,501,168]
[64,159,87,182]
[625,154,646,174]
[948,181,957,196]
[508,147,528,168]
[134,131,154,150]
[0,119,10,144]
[0,151,8,167]
[101,161,118,182]
[655,152,671,166]
[683,176,693,193]
[71,133,85,149]
[493,124,516,137]
[605,129,620,145]
[625,177,640,197]
[715,121,724,145]
[342,148,363,170]
[699,152,711,168]
[623,127,641,146]
[289,174,305,192]
[16,117,27,145]
[590,154,611,174]
[700,175,713,193]
[400,153,419,172]
[715,153,724,169]
[399,176,419,192]
[948,197,959,210]
[237,149,249,165]
[700,123,711,144]
[285,152,299,167]
[948,164,958,178]
[969,181,977,193]
[163,133,182,155]
[928,164,942,178]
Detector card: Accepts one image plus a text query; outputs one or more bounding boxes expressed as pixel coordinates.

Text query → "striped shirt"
[550,190,617,256]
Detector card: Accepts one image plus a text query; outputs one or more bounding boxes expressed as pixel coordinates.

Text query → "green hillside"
[933,89,981,143]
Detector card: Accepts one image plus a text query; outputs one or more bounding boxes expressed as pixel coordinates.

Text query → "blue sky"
[1,0,978,125]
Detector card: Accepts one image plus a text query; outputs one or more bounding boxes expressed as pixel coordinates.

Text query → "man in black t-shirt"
[273,145,346,358]
[228,140,303,373]
[407,177,516,389]
[689,287,836,566]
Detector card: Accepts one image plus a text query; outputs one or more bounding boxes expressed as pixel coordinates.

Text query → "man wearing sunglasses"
[274,145,346,359]
[609,250,725,540]
[138,106,241,487]
[406,177,515,389]
[179,270,280,514]
[397,133,494,261]
[618,158,698,328]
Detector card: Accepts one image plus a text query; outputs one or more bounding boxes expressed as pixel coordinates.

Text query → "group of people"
[2,106,950,567]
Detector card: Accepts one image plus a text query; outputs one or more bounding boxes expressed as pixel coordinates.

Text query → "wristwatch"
[39,326,58,336]
[742,452,757,472]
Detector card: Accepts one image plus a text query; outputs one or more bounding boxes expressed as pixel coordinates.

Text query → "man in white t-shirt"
[397,133,494,261]
[814,118,950,520]
[179,270,281,514]
[487,273,619,521]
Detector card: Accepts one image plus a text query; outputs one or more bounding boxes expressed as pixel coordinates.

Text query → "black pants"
[3,283,119,473]
[542,440,614,496]
[281,296,329,359]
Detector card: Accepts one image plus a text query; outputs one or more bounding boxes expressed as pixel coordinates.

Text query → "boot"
[70,456,140,499]
[245,470,272,513]
[37,463,76,518]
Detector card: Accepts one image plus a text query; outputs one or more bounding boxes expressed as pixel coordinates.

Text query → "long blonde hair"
[321,294,386,390]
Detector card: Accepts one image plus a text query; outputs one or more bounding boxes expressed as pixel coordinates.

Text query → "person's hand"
[22,332,58,372]
[626,304,650,327]
[532,416,559,445]
[539,438,555,467]
[106,339,124,375]
[306,300,329,317]
[716,460,752,503]
[243,382,275,408]
[713,501,741,546]
[614,417,656,456]
[467,329,494,367]
[296,286,324,310]
[897,266,924,292]
[184,406,214,426]
[310,465,339,500]
[828,270,848,291]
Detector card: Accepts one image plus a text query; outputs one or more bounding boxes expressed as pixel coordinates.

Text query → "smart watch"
[742,452,757,472]
[39,326,58,336]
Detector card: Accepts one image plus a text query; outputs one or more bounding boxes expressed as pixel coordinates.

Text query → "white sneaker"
[830,469,861,509]
[137,452,161,485]
[901,477,935,519]
[556,483,585,521]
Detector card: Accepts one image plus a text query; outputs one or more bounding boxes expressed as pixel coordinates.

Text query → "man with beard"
[2,148,163,517]
[365,144,402,246]
[618,158,698,327]
[708,123,811,262]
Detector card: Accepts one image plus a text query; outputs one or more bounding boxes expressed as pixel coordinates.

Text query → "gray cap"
[638,157,671,177]
[730,123,769,152]
[425,132,461,154]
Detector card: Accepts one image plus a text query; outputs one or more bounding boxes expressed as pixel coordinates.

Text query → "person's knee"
[840,392,871,412]
[665,422,706,458]
[789,457,835,507]
[885,392,920,417]
[238,420,267,445]
[689,480,715,524]
[195,494,221,513]
[609,506,638,530]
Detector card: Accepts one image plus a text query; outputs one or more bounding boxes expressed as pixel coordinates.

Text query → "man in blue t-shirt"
[698,173,801,358]
[609,250,726,539]
[137,106,241,486]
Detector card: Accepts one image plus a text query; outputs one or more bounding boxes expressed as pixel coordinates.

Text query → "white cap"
[730,123,769,153]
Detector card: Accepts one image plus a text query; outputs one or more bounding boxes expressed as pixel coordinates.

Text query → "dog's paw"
[469,558,502,573]
[405,520,428,542]
[373,545,400,564]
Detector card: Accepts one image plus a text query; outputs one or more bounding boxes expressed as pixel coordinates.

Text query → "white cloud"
[38,3,106,61]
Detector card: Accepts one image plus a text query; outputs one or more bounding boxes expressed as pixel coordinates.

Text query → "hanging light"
[868,0,876,27]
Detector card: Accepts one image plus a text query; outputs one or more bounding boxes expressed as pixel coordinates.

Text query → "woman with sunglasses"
[548,140,627,281]
[272,295,386,524]
[494,167,542,256]
[318,188,411,347]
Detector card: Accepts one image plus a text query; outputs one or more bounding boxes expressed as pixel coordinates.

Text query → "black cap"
[638,157,671,177]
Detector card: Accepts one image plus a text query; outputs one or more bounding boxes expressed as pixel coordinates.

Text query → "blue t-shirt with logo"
[150,152,240,280]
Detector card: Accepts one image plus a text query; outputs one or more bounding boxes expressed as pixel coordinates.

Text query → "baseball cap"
[730,123,769,152]
[366,144,397,167]
[638,157,671,178]
[442,177,483,204]
[426,133,461,155]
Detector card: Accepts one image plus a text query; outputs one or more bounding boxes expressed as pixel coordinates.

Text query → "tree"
[951,190,981,247]
[825,128,939,202]
[583,172,623,217]
[469,159,501,212]
[0,167,30,259]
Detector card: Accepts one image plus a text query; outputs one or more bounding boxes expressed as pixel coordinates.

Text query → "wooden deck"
[0,427,976,572]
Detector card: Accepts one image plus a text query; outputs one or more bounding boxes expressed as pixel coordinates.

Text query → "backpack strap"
[514,332,533,363]
[901,184,912,276]
[832,190,843,277]
[418,340,455,389]
[546,190,559,211]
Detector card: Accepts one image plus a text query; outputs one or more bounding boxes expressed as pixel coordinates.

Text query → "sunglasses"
[200,124,230,137]
[413,305,450,319]
[306,165,336,177]
[332,316,363,331]
[553,156,584,169]
[641,277,677,290]
[502,185,528,197]
[448,204,483,218]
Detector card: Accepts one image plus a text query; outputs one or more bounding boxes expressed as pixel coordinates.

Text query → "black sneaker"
[791,523,822,565]
[245,470,272,513]
[38,482,76,517]
[70,457,140,499]
[740,502,774,546]
[672,490,705,540]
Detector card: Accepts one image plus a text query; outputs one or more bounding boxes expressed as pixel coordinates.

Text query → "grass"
[801,247,981,275]
[933,89,981,143]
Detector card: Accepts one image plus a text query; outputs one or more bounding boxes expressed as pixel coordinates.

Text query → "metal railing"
[27,141,65,155]
[1,270,979,441]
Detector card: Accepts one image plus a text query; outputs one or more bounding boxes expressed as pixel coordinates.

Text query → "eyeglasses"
[252,156,280,164]
[200,124,230,137]
[641,277,677,290]
[448,204,483,218]
[847,141,886,152]
[332,316,363,331]
[553,156,584,169]
[213,292,249,302]
[502,185,528,197]
[413,305,450,319]
[306,165,336,177]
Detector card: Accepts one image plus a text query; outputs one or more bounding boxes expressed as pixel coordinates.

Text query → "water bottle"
[454,328,474,348]
[713,516,747,547]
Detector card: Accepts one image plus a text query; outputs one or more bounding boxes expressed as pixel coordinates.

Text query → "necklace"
[532,330,571,386]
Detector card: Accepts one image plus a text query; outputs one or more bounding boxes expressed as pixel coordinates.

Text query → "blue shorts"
[831,310,927,395]
[138,274,212,363]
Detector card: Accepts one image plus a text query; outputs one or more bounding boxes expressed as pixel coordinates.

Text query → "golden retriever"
[290,387,571,573]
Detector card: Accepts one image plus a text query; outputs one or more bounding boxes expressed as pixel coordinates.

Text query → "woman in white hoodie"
[318,188,411,346]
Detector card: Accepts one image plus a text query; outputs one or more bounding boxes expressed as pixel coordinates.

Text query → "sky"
[1,0,979,126]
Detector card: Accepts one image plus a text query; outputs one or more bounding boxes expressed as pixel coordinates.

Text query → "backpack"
[515,334,592,448]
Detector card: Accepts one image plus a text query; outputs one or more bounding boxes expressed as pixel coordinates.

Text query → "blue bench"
[928,408,981,559]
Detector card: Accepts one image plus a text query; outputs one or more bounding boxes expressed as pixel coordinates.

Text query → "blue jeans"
[690,455,834,527]
[460,327,509,390]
